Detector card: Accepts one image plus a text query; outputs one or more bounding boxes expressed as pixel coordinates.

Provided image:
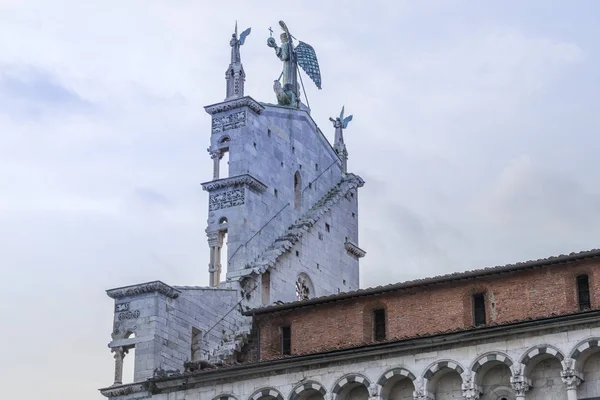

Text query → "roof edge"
[245,248,600,315]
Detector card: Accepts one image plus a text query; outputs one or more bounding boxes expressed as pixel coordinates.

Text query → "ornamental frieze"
[212,110,246,134]
[209,189,245,211]
[201,174,268,193]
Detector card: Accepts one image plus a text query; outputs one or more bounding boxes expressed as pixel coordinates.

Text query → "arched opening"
[338,383,369,400]
[380,371,415,400]
[424,361,465,400]
[524,351,566,399]
[221,149,230,178]
[290,382,326,400]
[218,228,228,283]
[249,388,283,400]
[571,339,600,397]
[123,332,135,383]
[478,363,512,398]
[294,171,302,210]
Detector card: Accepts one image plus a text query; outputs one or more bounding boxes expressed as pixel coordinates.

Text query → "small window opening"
[373,309,386,341]
[267,129,271,137]
[261,271,271,306]
[299,164,302,169]
[295,250,299,257]
[221,149,230,178]
[281,326,291,355]
[253,142,257,149]
[294,171,302,210]
[577,275,591,310]
[315,163,319,171]
[473,293,486,326]
[191,328,202,361]
[325,223,330,232]
[219,217,228,225]
[308,182,312,189]
[352,212,355,218]
[281,162,284,167]
[274,188,278,198]
[350,192,354,198]
[316,263,320,270]
[292,146,295,153]
[343,279,346,285]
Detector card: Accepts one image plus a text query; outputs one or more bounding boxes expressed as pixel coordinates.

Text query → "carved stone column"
[207,231,220,287]
[368,383,382,400]
[510,375,531,400]
[210,150,223,180]
[462,372,481,399]
[561,360,582,400]
[111,346,128,385]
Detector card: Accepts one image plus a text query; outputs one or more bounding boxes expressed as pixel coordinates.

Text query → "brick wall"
[255,258,600,360]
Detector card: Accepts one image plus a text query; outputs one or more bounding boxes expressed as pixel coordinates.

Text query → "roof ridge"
[246,248,600,315]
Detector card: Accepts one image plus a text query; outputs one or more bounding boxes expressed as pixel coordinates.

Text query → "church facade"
[99,23,600,400]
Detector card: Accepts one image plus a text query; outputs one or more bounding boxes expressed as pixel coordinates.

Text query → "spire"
[225,22,251,100]
[330,106,352,173]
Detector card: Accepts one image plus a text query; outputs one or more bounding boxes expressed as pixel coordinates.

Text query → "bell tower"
[201,21,365,306]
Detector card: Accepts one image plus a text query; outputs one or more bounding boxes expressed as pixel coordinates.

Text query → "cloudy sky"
[1,1,599,398]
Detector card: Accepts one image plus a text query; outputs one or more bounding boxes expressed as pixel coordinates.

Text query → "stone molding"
[99,382,146,398]
[205,96,264,115]
[106,281,180,299]
[344,240,366,258]
[202,174,268,193]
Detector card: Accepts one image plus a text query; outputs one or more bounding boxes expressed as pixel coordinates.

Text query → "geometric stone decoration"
[212,110,246,134]
[209,189,245,211]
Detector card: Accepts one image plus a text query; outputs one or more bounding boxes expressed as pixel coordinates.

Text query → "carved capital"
[368,383,382,400]
[561,367,583,390]
[510,375,531,396]
[210,150,223,160]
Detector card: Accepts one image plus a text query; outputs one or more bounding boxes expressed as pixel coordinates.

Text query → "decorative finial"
[266,20,322,108]
[225,22,251,100]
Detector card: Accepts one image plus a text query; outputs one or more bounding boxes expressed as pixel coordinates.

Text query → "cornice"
[106,281,180,300]
[201,174,268,193]
[345,240,366,258]
[204,96,264,115]
[99,382,147,398]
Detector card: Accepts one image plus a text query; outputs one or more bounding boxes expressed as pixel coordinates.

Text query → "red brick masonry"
[248,250,600,360]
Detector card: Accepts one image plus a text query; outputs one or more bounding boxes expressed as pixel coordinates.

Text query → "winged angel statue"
[267,21,322,108]
[231,22,251,64]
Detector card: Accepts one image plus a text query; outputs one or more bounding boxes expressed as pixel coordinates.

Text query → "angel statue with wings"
[267,20,322,108]
[330,106,352,173]
[230,22,251,64]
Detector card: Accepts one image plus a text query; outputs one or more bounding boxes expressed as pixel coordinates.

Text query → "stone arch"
[471,351,514,379]
[423,359,465,380]
[570,337,600,363]
[213,395,239,400]
[519,344,565,371]
[377,367,417,399]
[249,388,284,400]
[289,381,326,400]
[331,373,371,399]
[218,135,231,145]
[422,359,465,393]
